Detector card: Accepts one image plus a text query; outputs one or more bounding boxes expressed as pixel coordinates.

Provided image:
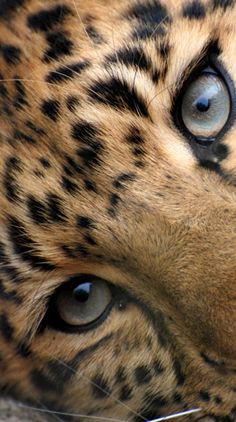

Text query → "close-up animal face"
[0,0,236,421]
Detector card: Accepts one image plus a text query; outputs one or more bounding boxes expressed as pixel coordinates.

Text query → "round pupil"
[194,96,210,112]
[73,282,92,303]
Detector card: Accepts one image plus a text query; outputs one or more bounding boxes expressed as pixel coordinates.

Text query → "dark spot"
[91,375,111,399]
[112,173,136,189]
[0,244,22,284]
[0,75,8,98]
[183,0,206,19]
[47,194,66,222]
[86,25,104,44]
[132,146,145,156]
[14,129,35,144]
[127,127,144,145]
[3,156,22,202]
[72,122,104,170]
[17,342,31,358]
[72,121,98,144]
[145,393,167,408]
[61,244,75,259]
[27,5,71,32]
[47,360,74,384]
[136,393,168,421]
[109,193,120,207]
[8,217,55,271]
[199,391,210,402]
[200,352,224,367]
[132,24,166,40]
[41,99,60,120]
[84,234,97,246]
[84,179,97,192]
[64,155,82,175]
[214,396,222,405]
[135,160,145,168]
[134,365,152,384]
[43,31,73,62]
[152,69,160,83]
[46,61,89,83]
[213,0,233,9]
[107,46,152,72]
[14,79,28,110]
[77,215,94,229]
[0,0,25,17]
[115,367,127,384]
[0,314,13,342]
[77,147,102,169]
[0,45,21,64]
[74,243,89,258]
[27,195,47,225]
[173,393,182,403]
[39,157,51,168]
[66,95,80,111]
[0,282,22,304]
[61,176,78,194]
[173,359,185,385]
[119,385,133,401]
[199,159,222,174]
[26,121,46,135]
[212,143,228,161]
[128,0,169,26]
[31,369,62,392]
[153,360,164,374]
[88,77,149,118]
[159,41,170,57]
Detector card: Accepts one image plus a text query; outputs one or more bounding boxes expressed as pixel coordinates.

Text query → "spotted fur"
[0,0,236,421]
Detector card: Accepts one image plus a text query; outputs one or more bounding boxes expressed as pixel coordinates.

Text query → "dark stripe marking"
[89,77,149,117]
[27,5,71,32]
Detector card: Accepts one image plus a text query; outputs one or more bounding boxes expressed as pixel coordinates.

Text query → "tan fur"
[0,0,236,421]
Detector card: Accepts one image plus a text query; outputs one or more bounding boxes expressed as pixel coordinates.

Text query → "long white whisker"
[147,408,202,422]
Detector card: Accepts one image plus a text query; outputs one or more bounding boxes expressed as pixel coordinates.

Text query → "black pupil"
[73,282,92,303]
[194,96,210,112]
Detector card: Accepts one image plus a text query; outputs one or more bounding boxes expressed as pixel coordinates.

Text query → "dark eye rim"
[42,274,126,334]
[172,54,236,148]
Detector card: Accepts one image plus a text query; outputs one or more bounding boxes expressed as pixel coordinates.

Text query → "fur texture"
[0,0,236,421]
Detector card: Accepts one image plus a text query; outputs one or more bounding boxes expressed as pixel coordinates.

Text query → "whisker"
[147,408,202,422]
[18,403,202,422]
[55,357,146,421]
[18,403,127,422]
[35,399,65,422]
[146,83,175,110]
[72,0,95,47]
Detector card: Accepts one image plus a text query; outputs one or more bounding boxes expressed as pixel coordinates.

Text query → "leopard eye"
[180,70,231,141]
[55,277,112,329]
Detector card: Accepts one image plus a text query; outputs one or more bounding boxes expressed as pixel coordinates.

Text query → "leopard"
[0,0,236,421]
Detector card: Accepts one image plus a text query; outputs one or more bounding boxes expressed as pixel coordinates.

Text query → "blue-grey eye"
[181,73,230,139]
[56,279,112,327]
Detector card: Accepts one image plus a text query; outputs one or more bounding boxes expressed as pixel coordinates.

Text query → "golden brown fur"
[0,0,236,420]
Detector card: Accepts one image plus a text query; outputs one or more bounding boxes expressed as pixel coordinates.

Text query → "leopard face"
[0,0,236,421]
